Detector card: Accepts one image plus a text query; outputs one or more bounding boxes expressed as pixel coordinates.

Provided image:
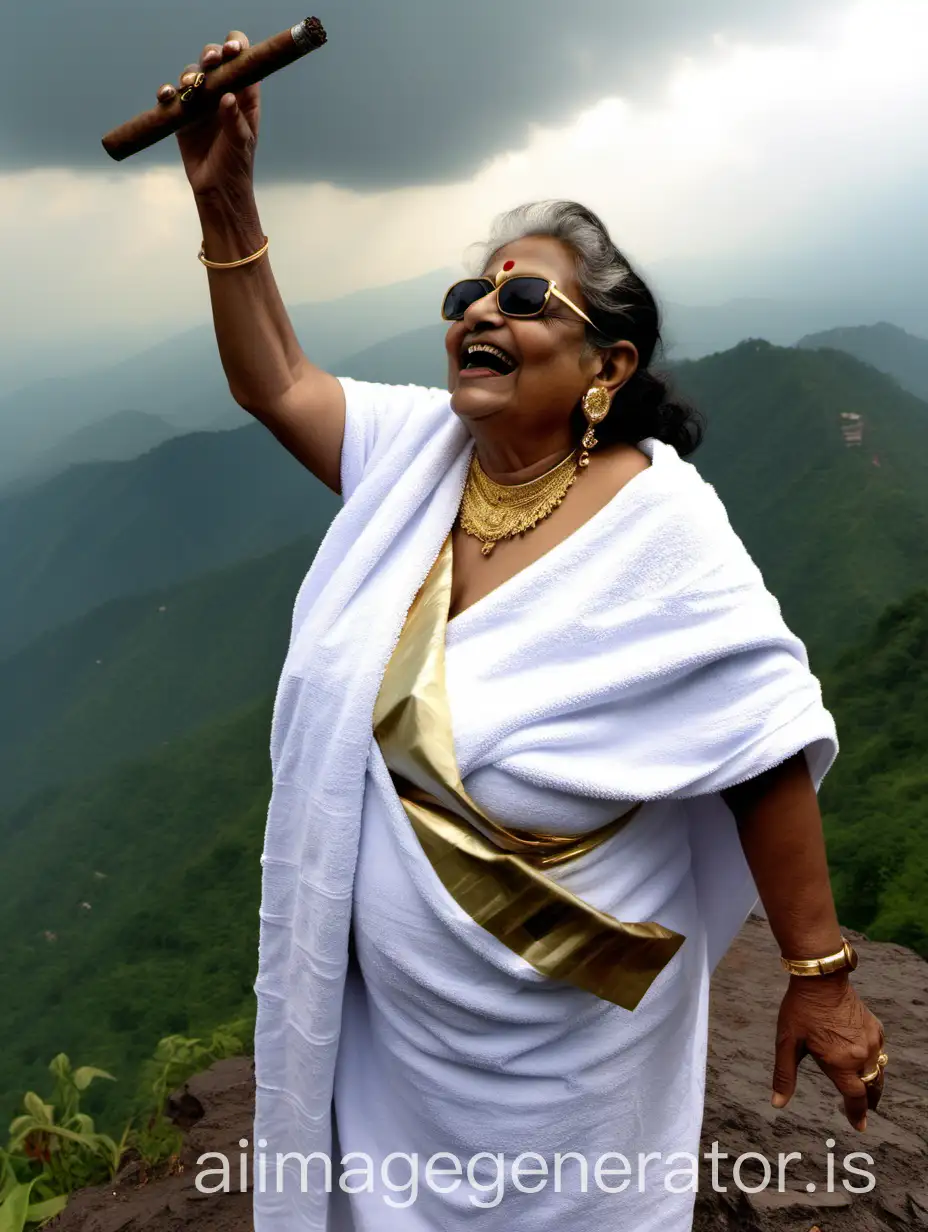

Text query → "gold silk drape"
[372,533,685,1011]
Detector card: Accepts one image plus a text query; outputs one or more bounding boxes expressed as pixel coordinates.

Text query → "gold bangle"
[198,235,269,269]
[780,938,859,977]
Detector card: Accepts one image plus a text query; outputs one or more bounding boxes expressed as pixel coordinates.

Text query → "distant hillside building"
[840,412,864,445]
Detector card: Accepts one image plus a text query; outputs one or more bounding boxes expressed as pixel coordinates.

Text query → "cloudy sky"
[2,0,927,388]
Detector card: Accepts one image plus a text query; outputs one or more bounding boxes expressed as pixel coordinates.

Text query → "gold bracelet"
[198,235,269,269]
[780,938,859,977]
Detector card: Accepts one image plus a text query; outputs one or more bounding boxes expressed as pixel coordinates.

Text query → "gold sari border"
[399,788,684,1012]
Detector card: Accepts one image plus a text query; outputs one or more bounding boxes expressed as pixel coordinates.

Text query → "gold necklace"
[458,448,582,556]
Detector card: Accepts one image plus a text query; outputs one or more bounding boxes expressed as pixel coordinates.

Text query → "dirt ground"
[693,918,928,1231]
[47,916,927,1231]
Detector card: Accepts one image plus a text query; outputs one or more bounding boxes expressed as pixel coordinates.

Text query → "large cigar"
[101,17,327,161]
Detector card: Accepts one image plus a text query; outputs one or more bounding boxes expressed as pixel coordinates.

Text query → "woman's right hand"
[155,30,259,198]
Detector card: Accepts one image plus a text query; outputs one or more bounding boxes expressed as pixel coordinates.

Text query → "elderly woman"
[160,32,884,1232]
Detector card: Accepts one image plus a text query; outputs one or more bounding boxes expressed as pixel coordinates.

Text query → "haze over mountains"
[0,536,317,811]
[798,321,928,402]
[0,425,338,659]
[4,265,928,492]
[2,410,179,495]
[0,269,454,489]
[3,332,926,662]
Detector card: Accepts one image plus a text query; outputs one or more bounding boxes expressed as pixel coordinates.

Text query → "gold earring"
[579,387,612,468]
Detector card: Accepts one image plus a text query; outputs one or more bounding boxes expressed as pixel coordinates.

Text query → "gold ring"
[860,1054,889,1085]
[179,72,207,103]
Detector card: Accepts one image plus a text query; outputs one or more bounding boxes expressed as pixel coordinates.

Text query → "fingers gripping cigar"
[101,17,327,161]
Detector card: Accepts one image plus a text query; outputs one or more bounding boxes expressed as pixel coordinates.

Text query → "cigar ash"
[292,16,327,52]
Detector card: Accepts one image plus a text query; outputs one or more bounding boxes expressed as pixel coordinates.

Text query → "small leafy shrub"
[129,1019,250,1166]
[0,1055,125,1231]
[0,1018,251,1229]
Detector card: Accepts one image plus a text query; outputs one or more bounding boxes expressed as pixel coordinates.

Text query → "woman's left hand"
[771,974,884,1131]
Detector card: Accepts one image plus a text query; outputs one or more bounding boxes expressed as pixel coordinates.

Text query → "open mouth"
[459,343,518,376]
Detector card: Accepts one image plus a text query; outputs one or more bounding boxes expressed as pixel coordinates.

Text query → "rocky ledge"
[47,917,927,1231]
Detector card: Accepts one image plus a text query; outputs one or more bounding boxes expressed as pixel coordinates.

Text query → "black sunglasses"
[441,274,597,328]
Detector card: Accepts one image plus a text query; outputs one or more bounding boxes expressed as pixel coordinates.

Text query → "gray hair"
[463,200,705,456]
[469,200,641,338]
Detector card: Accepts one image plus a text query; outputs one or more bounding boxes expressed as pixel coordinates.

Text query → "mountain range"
[0,424,338,659]
[2,338,927,801]
[1,410,180,495]
[0,269,455,488]
[4,258,926,492]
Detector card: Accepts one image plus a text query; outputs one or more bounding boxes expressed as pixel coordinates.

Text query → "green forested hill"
[676,340,928,658]
[797,322,928,402]
[0,695,273,1130]
[0,423,338,658]
[0,535,318,810]
[819,589,928,955]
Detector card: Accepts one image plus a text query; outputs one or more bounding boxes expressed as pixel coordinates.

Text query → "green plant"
[0,1153,68,1232]
[130,1020,250,1166]
[0,1155,67,1232]
[0,1022,251,1229]
[0,1056,125,1231]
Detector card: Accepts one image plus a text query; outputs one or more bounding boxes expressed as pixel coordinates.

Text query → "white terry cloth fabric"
[252,377,838,1230]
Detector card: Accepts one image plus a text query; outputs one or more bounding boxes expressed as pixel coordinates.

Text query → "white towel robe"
[253,378,838,1232]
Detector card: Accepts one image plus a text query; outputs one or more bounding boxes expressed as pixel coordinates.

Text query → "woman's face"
[445,235,633,437]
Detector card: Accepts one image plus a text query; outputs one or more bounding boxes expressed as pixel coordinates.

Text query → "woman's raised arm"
[159,30,346,494]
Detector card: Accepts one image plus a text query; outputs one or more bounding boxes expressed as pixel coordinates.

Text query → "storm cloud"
[3,0,847,189]
[1,0,925,391]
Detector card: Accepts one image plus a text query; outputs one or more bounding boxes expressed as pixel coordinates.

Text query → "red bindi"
[502,260,515,271]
